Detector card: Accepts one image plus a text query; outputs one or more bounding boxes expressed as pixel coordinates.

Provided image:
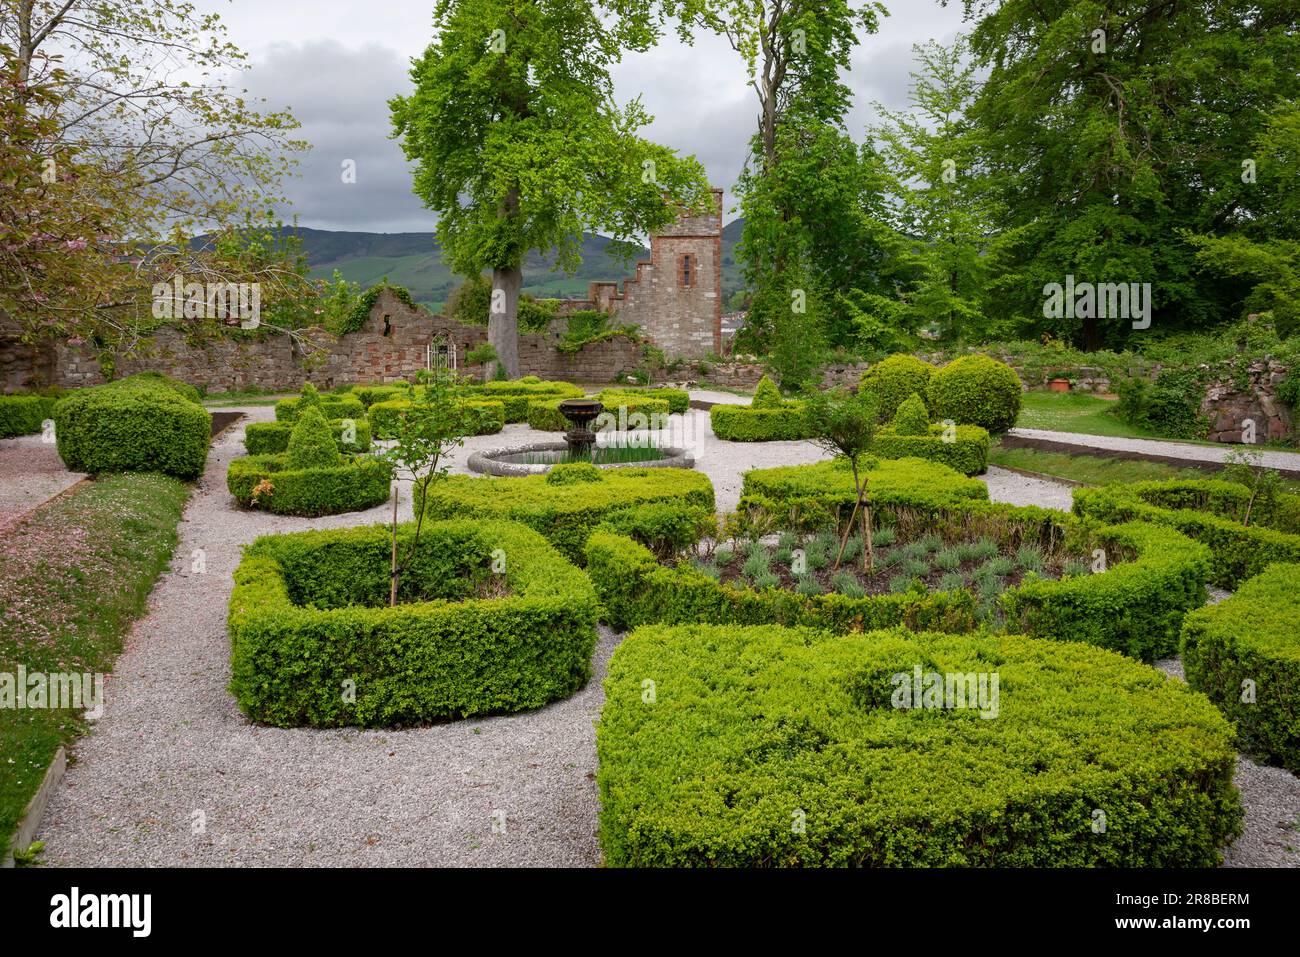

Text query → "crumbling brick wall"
[0,288,644,392]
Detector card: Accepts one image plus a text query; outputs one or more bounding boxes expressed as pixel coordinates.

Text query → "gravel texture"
[0,435,87,533]
[1010,427,1300,471]
[29,396,1300,867]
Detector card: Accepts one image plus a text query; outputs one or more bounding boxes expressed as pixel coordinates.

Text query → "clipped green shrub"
[229,519,599,726]
[244,418,372,455]
[287,407,341,469]
[1181,563,1300,772]
[227,452,392,516]
[891,393,931,436]
[415,467,715,562]
[739,457,988,529]
[710,402,812,441]
[594,501,716,561]
[860,354,934,420]
[598,624,1242,866]
[275,392,365,423]
[463,380,584,422]
[751,375,785,409]
[1073,481,1300,588]
[1000,521,1210,662]
[873,424,990,476]
[121,371,202,405]
[53,374,211,480]
[0,395,57,438]
[528,395,670,433]
[351,383,412,408]
[369,398,504,439]
[927,354,1023,435]
[599,387,690,414]
[546,461,603,485]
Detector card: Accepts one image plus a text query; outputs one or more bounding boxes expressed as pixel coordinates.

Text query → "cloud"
[242,40,434,232]
[226,0,971,232]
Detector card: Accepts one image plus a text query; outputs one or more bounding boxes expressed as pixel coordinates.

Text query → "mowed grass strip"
[990,446,1208,486]
[1014,391,1160,438]
[0,473,189,857]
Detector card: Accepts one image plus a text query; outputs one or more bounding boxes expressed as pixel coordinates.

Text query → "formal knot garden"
[4,353,1298,870]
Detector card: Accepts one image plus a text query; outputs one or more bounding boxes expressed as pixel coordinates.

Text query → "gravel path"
[0,435,87,533]
[1010,427,1300,471]
[38,408,610,867]
[31,398,1299,867]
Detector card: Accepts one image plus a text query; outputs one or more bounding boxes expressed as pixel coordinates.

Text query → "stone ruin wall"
[0,288,647,394]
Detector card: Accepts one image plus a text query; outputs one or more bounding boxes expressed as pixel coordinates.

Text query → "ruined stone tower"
[579,187,724,358]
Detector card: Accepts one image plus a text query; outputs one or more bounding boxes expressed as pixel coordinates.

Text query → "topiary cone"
[286,406,340,470]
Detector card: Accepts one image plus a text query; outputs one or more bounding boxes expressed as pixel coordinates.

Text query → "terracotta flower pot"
[1049,378,1071,393]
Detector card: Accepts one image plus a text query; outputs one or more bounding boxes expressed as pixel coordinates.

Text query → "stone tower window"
[382,315,393,337]
[680,254,695,287]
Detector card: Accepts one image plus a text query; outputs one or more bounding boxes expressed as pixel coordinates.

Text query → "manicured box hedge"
[1073,481,1300,588]
[415,467,715,562]
[739,457,989,529]
[0,395,57,438]
[586,530,977,634]
[244,418,373,455]
[368,398,505,439]
[999,520,1210,661]
[1181,563,1300,772]
[590,472,1206,661]
[873,423,990,476]
[598,624,1242,866]
[710,401,813,441]
[527,395,670,433]
[229,519,600,726]
[599,387,690,414]
[351,383,412,408]
[227,452,392,516]
[53,374,211,480]
[463,380,584,422]
[274,393,366,423]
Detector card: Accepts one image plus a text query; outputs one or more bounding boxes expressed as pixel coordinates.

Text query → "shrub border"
[228,519,599,726]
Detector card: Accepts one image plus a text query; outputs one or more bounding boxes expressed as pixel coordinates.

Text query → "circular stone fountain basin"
[467,441,695,477]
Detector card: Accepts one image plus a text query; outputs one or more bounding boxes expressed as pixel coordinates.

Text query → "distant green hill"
[284,223,746,311]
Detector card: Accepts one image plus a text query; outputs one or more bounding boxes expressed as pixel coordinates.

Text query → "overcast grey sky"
[198,0,969,232]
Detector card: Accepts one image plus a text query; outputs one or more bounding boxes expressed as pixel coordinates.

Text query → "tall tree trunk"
[489,264,522,380]
[489,184,523,380]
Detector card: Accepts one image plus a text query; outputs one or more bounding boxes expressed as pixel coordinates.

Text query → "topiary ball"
[927,354,1023,435]
[286,406,340,470]
[751,375,785,409]
[547,461,603,485]
[892,393,931,436]
[860,355,934,421]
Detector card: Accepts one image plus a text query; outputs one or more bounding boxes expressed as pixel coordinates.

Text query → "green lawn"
[1014,391,1166,439]
[989,446,1207,486]
[0,473,189,858]
[990,445,1300,494]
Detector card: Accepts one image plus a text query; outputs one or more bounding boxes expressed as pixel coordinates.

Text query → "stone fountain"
[467,396,695,476]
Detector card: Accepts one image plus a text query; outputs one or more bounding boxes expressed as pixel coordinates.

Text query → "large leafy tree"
[638,0,891,364]
[1182,103,1300,335]
[955,0,1300,348]
[3,0,304,235]
[869,37,1003,345]
[1,1,312,352]
[391,0,711,379]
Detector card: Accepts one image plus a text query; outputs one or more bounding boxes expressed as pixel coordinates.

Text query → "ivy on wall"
[335,283,417,336]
